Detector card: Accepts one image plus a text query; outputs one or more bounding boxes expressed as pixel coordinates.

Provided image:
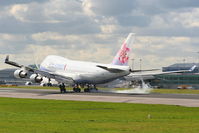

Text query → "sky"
[0,0,199,70]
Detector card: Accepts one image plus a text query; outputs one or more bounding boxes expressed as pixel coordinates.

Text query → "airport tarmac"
[0,88,199,107]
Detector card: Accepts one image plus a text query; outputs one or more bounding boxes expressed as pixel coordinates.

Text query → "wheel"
[90,88,98,92]
[47,83,52,86]
[77,88,81,92]
[43,84,46,87]
[89,84,98,92]
[84,88,90,92]
[73,88,76,92]
[73,87,81,92]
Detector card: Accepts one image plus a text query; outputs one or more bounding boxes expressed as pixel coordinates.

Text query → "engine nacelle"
[14,69,27,78]
[30,74,43,83]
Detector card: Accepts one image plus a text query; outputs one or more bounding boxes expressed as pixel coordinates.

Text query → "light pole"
[197,52,199,66]
[183,58,186,68]
[139,58,142,72]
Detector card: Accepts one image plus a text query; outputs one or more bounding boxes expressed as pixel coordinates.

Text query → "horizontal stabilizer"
[97,65,125,73]
[130,69,160,73]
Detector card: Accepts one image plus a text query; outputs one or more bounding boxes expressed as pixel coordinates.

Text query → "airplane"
[5,33,139,92]
[5,33,195,92]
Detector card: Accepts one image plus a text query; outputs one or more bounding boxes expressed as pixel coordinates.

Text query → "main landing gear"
[59,83,98,93]
[84,84,98,92]
[72,84,98,93]
[73,85,81,92]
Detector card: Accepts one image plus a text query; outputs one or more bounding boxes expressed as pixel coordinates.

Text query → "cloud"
[161,0,199,9]
[0,0,47,6]
[82,0,136,17]
[170,8,199,28]
[8,0,89,23]
[117,15,151,27]
[0,0,199,70]
[10,4,31,22]
[100,25,117,34]
[0,0,100,34]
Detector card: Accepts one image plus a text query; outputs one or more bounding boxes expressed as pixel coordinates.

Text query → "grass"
[0,85,60,90]
[0,97,199,133]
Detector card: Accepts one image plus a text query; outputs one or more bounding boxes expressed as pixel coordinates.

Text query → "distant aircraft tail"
[112,33,135,66]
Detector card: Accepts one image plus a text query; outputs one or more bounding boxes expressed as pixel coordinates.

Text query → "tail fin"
[112,33,135,66]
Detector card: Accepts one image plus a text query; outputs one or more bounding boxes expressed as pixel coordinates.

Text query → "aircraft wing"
[5,55,34,72]
[132,65,196,75]
[5,55,74,84]
[125,65,197,81]
[34,69,74,84]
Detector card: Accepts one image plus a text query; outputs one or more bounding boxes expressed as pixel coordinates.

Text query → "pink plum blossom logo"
[118,42,130,64]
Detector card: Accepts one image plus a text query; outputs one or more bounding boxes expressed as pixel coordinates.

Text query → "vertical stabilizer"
[112,33,135,66]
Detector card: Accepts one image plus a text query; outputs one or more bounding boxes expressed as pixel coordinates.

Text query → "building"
[0,68,30,85]
[162,63,199,73]
[151,63,199,89]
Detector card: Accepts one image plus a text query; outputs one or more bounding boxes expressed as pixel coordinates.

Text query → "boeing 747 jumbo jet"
[5,33,195,92]
[5,33,137,92]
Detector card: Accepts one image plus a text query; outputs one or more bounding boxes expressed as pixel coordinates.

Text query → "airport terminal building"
[151,63,199,89]
[0,68,30,85]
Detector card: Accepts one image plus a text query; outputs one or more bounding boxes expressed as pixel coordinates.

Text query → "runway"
[0,88,199,107]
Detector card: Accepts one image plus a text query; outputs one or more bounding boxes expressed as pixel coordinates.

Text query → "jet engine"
[30,74,43,83]
[14,69,27,78]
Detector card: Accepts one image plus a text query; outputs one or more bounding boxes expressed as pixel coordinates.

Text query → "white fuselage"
[40,55,130,85]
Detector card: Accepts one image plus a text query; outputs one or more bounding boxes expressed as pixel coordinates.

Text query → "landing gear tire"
[90,88,98,92]
[84,84,98,92]
[47,83,52,87]
[93,88,98,91]
[84,88,90,92]
[73,87,81,93]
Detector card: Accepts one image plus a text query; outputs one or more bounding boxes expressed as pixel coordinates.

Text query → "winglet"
[189,65,197,72]
[5,55,9,63]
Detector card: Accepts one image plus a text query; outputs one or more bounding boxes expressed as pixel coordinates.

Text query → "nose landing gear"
[59,83,66,93]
